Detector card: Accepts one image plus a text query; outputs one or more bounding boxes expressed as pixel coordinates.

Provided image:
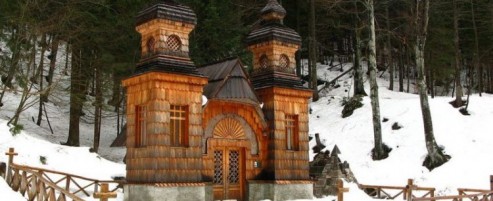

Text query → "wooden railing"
[359,179,435,201]
[412,191,493,201]
[4,147,120,201]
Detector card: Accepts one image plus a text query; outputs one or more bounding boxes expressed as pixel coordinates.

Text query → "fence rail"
[412,191,493,201]
[359,179,435,201]
[3,147,120,201]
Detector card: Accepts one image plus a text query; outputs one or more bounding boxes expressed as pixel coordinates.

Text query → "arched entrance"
[204,114,258,201]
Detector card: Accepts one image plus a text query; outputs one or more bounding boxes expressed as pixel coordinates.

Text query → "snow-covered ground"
[0,59,492,200]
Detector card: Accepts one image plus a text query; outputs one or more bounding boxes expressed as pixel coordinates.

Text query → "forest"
[0,0,492,166]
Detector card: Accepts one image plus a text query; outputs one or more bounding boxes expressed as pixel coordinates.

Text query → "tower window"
[285,114,299,150]
[166,35,182,51]
[279,54,290,69]
[146,37,155,54]
[170,105,189,146]
[135,105,147,148]
[259,54,269,69]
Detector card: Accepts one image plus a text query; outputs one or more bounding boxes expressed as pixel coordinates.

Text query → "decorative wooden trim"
[154,182,207,187]
[247,180,313,184]
[203,113,259,155]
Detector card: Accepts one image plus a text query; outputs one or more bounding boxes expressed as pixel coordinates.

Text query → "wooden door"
[213,147,244,201]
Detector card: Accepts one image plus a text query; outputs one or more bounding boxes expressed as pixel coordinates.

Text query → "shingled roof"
[197,58,260,105]
[136,0,197,26]
[261,0,286,17]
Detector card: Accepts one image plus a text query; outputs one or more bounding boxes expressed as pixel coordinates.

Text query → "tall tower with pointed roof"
[245,0,314,200]
[122,1,210,200]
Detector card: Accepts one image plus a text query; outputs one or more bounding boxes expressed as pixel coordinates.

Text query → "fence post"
[5,147,18,183]
[337,179,349,201]
[93,183,117,201]
[406,179,414,201]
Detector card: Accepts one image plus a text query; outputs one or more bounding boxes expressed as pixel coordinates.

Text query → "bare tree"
[353,0,367,97]
[414,0,449,170]
[453,0,464,107]
[368,0,390,160]
[309,0,319,101]
[385,2,394,91]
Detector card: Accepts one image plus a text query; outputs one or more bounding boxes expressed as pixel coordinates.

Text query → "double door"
[213,147,244,201]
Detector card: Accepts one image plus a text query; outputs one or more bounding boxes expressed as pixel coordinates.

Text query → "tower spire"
[133,1,200,76]
[246,0,303,89]
[261,0,286,22]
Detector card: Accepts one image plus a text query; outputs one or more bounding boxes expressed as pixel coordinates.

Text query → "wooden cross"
[5,147,18,164]
[337,179,349,201]
[93,183,117,201]
[5,147,18,181]
[406,179,417,201]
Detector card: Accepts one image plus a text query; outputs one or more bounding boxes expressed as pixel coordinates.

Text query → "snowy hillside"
[0,61,492,201]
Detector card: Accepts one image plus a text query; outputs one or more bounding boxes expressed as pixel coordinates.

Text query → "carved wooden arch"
[203,113,259,155]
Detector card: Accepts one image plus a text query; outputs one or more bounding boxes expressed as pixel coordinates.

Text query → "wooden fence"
[358,179,435,200]
[343,177,493,201]
[412,191,493,201]
[411,188,493,201]
[4,147,120,201]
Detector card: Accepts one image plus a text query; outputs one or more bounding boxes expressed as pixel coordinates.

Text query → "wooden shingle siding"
[123,72,207,183]
[256,87,312,180]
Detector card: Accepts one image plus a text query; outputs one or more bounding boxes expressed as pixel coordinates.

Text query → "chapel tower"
[122,1,209,200]
[245,0,314,200]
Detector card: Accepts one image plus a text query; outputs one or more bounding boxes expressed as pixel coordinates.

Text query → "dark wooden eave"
[251,71,306,90]
[246,22,301,46]
[133,55,203,77]
[136,0,197,26]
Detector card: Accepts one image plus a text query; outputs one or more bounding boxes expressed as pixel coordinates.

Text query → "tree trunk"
[470,0,481,97]
[353,1,367,97]
[428,51,435,98]
[453,0,464,107]
[399,43,405,92]
[41,36,59,103]
[47,36,59,85]
[37,34,48,126]
[415,0,449,171]
[368,0,389,160]
[406,45,411,93]
[353,30,367,97]
[486,63,493,93]
[109,73,121,111]
[93,61,102,153]
[386,4,394,91]
[64,46,87,146]
[309,0,319,101]
[295,0,302,77]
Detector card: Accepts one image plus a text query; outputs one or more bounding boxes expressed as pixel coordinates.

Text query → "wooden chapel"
[122,0,313,200]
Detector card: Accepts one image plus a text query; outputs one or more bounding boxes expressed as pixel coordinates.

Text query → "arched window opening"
[279,54,290,69]
[146,37,155,53]
[166,35,182,51]
[259,54,269,69]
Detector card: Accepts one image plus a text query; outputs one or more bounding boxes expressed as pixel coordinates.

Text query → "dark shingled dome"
[136,0,197,26]
[261,0,286,18]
